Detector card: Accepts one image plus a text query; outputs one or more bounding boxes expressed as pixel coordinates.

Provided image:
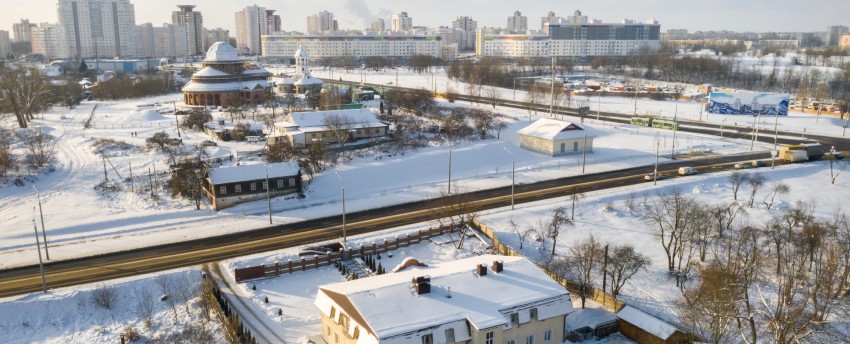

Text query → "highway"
[2,82,849,298]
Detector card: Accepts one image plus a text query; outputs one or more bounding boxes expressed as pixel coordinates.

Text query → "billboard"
[708,92,789,116]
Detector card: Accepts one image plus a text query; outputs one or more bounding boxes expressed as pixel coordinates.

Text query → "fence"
[234,226,453,283]
[88,122,172,130]
[472,219,626,313]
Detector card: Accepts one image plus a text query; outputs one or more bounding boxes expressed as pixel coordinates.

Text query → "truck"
[778,143,825,162]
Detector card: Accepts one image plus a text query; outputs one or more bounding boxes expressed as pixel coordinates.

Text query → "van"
[678,167,697,176]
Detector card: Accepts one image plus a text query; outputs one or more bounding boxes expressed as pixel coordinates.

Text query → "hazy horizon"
[4,0,849,35]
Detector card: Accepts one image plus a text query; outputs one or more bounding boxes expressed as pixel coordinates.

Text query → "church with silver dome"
[182,42,273,107]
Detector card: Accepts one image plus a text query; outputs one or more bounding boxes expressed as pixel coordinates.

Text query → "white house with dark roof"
[270,108,388,146]
[313,254,574,344]
[517,118,596,157]
[203,161,301,210]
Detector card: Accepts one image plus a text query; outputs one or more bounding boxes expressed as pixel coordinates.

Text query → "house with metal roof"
[517,119,596,157]
[203,161,301,210]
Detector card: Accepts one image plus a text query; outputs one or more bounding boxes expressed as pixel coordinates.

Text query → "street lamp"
[503,147,515,210]
[32,213,47,293]
[33,185,49,259]
[446,139,453,194]
[334,171,346,250]
[265,165,272,225]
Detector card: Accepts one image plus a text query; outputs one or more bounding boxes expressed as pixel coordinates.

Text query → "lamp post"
[671,99,678,159]
[32,214,47,293]
[33,185,48,259]
[654,138,660,186]
[334,171,346,250]
[503,147,515,210]
[265,165,272,225]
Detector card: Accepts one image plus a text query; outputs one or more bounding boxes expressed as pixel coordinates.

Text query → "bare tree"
[708,202,746,239]
[762,182,790,210]
[91,285,116,310]
[322,113,354,149]
[548,207,572,256]
[729,171,749,201]
[137,288,156,326]
[827,154,849,185]
[492,119,508,139]
[508,219,531,250]
[606,244,651,297]
[567,235,603,308]
[569,189,586,220]
[0,65,54,128]
[19,129,56,168]
[746,173,766,207]
[641,188,695,273]
[173,275,197,315]
[0,128,16,177]
[484,86,499,108]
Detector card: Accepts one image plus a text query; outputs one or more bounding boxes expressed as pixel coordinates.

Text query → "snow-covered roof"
[281,109,385,130]
[205,42,240,62]
[293,76,323,85]
[517,118,596,140]
[276,77,296,85]
[182,80,273,93]
[243,68,271,75]
[208,161,299,185]
[617,305,678,340]
[314,255,573,341]
[192,67,230,78]
[294,47,309,58]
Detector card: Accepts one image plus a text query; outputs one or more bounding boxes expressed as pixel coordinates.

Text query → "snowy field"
[0,268,227,344]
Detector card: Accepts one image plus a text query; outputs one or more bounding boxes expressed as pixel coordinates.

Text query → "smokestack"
[476,264,487,276]
[413,276,431,295]
[492,260,504,273]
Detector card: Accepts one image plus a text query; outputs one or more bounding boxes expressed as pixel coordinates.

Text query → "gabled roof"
[517,118,596,140]
[282,108,386,130]
[617,306,678,340]
[208,161,299,185]
[293,76,323,85]
[314,254,573,341]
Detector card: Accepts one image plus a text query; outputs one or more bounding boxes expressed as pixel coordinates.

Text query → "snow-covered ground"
[0,268,227,344]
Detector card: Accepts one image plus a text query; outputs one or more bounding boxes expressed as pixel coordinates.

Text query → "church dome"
[294,47,309,58]
[205,42,240,62]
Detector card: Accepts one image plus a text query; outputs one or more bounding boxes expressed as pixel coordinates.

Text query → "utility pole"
[334,171,346,250]
[503,147,515,210]
[654,138,660,186]
[173,101,181,138]
[266,166,272,225]
[601,244,609,295]
[447,144,453,194]
[33,186,49,259]
[582,133,589,174]
[671,99,678,159]
[128,162,134,192]
[102,156,108,181]
[597,90,601,121]
[32,215,47,293]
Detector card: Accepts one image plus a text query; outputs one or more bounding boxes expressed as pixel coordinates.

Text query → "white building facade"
[153,24,188,58]
[30,23,68,60]
[262,34,441,58]
[0,31,12,58]
[451,16,477,50]
[391,12,413,32]
[307,10,335,34]
[57,0,137,58]
[506,11,527,33]
[172,5,204,56]
[234,5,268,55]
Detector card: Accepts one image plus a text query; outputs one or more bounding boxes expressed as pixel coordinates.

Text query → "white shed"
[517,119,596,157]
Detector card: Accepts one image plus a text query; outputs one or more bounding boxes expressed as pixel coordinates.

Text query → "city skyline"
[4,0,850,35]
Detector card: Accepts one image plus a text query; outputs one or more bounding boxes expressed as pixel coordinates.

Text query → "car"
[644,172,664,181]
[751,160,767,167]
[734,162,753,169]
[200,140,217,147]
[678,167,697,176]
[825,152,844,160]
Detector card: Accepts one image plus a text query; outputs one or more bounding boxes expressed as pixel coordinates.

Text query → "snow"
[208,161,300,185]
[517,119,596,140]
[617,305,678,340]
[284,108,383,128]
[205,42,240,62]
[192,67,231,78]
[182,80,273,92]
[0,268,226,344]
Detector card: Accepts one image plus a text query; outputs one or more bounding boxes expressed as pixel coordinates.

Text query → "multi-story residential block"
[451,16,477,50]
[12,19,37,43]
[315,255,574,344]
[204,28,230,51]
[266,10,281,34]
[0,30,12,58]
[541,11,562,31]
[307,10,334,34]
[57,0,137,58]
[262,33,441,58]
[827,25,849,46]
[234,5,268,55]
[172,5,204,56]
[370,19,385,32]
[153,23,187,58]
[840,34,850,51]
[391,12,413,32]
[30,23,68,60]
[506,11,527,33]
[134,23,155,58]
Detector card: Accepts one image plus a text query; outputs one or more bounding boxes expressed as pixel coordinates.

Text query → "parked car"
[678,167,698,176]
[733,162,752,169]
[825,152,844,160]
[644,172,664,181]
[200,140,217,147]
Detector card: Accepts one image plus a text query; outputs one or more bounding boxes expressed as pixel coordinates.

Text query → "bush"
[91,285,116,310]
[122,327,140,342]
[145,131,178,151]
[181,110,212,131]
[18,129,56,168]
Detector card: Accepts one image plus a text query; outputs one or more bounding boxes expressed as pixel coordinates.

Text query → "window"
[327,325,332,336]
[507,341,515,344]
[263,181,268,190]
[250,183,256,191]
[486,331,494,344]
[526,335,534,344]
[277,180,284,188]
[334,333,339,344]
[511,313,519,323]
[340,314,349,328]
[353,327,360,339]
[544,330,552,342]
[330,306,336,320]
[573,141,579,152]
[445,329,455,343]
[560,142,565,153]
[530,308,538,320]
[234,185,242,193]
[421,334,433,344]
[289,178,296,187]
[219,186,226,195]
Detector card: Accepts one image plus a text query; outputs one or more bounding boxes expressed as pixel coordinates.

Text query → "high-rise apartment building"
[12,19,37,43]
[134,22,155,57]
[266,10,281,34]
[565,10,589,24]
[153,23,187,58]
[371,18,385,32]
[827,25,849,46]
[506,11,527,33]
[0,31,12,58]
[30,23,68,60]
[391,12,413,32]
[541,11,562,31]
[306,10,334,34]
[451,16,477,50]
[204,28,230,50]
[57,0,137,58]
[234,5,268,55]
[172,5,204,56]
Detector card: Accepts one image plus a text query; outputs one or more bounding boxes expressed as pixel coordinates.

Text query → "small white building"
[314,254,574,344]
[518,119,596,157]
[270,108,388,146]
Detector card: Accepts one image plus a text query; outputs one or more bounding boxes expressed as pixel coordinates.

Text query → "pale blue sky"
[5,0,849,34]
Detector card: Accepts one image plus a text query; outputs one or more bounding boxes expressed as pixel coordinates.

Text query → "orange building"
[182,41,272,107]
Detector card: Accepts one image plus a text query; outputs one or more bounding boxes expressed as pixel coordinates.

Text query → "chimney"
[492,260,504,273]
[476,264,487,276]
[413,276,431,295]
[446,286,452,298]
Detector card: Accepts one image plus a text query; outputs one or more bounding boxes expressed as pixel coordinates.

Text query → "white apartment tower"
[12,19,37,43]
[134,22,155,57]
[234,4,268,55]
[306,10,334,34]
[541,11,562,31]
[0,31,12,58]
[507,11,527,33]
[30,23,68,59]
[204,28,230,50]
[153,23,187,58]
[371,18,385,32]
[267,10,281,34]
[172,5,204,56]
[57,0,137,58]
[451,16,477,50]
[566,10,589,24]
[391,12,413,32]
